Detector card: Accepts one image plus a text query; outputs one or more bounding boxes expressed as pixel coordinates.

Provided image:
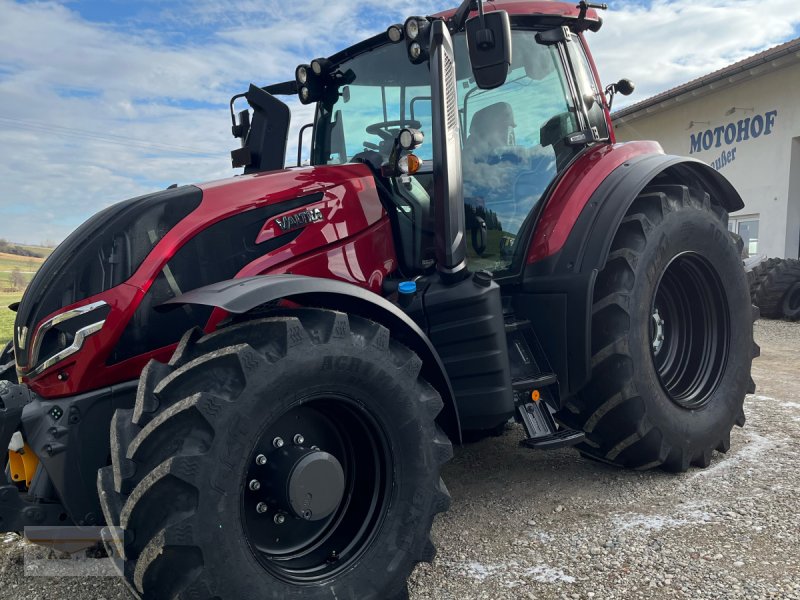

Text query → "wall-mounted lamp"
[687,120,710,130]
[725,106,754,116]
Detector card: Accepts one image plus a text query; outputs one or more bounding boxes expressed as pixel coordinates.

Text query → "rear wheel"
[98,309,451,600]
[559,185,757,471]
[751,258,800,320]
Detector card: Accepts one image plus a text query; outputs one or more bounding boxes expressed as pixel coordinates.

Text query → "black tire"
[0,341,15,382]
[750,258,800,320]
[558,184,757,472]
[98,309,451,600]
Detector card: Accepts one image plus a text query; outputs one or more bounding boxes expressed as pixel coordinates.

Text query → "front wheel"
[0,341,15,382]
[559,184,757,471]
[98,309,451,599]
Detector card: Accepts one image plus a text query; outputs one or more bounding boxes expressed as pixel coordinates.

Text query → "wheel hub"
[271,447,345,521]
[240,399,391,583]
[651,308,666,353]
[650,252,730,409]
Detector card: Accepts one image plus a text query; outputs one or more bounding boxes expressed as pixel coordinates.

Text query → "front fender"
[161,275,461,442]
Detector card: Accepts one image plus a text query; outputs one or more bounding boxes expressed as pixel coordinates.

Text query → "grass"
[0,292,21,346]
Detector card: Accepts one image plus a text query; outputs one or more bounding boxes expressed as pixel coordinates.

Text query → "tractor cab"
[232,3,610,280]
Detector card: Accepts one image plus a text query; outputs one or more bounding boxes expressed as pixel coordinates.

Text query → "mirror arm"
[449,0,480,32]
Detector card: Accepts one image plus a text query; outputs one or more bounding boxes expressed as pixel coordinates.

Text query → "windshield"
[314,29,581,274]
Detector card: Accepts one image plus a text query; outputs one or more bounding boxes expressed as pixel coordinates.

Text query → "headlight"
[311,58,331,76]
[409,42,423,61]
[299,86,311,104]
[405,18,420,41]
[296,65,309,85]
[387,24,403,43]
[399,128,424,150]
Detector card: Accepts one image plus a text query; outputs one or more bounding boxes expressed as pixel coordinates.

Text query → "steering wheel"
[366,119,423,141]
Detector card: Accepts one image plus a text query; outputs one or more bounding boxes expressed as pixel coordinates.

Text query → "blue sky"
[1,0,799,244]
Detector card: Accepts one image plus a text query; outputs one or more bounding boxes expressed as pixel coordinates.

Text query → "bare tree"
[10,268,25,291]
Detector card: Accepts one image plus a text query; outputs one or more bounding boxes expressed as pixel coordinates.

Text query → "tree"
[10,268,25,291]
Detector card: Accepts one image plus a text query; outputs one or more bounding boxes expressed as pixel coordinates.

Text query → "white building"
[613,38,800,260]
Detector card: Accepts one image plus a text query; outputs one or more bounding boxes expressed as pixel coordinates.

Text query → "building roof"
[613,36,800,122]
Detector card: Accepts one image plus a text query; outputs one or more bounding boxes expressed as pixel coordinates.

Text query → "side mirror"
[466,10,512,90]
[615,78,635,96]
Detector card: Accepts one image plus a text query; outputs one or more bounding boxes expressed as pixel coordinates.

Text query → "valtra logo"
[275,208,324,232]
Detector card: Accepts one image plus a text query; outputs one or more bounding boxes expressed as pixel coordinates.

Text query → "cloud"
[590,0,800,108]
[0,0,798,244]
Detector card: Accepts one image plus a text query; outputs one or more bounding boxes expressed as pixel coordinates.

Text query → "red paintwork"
[433,0,601,22]
[24,164,395,398]
[527,141,664,264]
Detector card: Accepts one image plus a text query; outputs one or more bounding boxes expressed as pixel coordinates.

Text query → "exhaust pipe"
[429,20,468,282]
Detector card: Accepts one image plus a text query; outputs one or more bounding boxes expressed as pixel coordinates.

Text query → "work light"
[296,65,309,85]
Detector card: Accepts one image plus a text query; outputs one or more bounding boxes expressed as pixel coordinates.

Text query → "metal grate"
[444,53,457,132]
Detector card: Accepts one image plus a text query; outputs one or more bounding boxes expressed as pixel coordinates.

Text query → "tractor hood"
[15,163,391,392]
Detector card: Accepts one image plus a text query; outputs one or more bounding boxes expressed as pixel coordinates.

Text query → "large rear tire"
[98,309,451,600]
[750,258,800,320]
[559,185,757,471]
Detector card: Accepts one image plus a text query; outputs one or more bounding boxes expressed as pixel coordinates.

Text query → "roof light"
[387,24,404,43]
[409,42,422,61]
[296,65,309,85]
[311,58,332,76]
[405,18,421,41]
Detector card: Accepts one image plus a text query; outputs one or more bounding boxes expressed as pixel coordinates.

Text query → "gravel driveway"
[1,320,798,600]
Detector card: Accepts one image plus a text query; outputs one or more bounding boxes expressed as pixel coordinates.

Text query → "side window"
[460,31,580,274]
[569,36,610,140]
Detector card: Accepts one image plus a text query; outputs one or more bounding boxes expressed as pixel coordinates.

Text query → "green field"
[0,244,50,346]
[0,292,20,346]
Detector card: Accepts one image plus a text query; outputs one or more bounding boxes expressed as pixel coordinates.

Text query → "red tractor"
[0,1,757,598]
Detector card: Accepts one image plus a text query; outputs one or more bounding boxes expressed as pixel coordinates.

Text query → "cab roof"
[433,1,602,29]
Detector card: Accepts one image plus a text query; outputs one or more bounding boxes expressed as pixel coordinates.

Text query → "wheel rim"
[650,252,730,409]
[784,282,800,315]
[241,395,391,583]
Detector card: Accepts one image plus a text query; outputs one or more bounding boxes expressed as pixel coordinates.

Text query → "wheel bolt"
[249,479,261,491]
[293,434,305,446]
[255,454,267,465]
[274,513,286,525]
[273,437,284,449]
[256,502,268,514]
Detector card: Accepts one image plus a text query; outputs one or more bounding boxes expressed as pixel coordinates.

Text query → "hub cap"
[241,396,391,583]
[650,252,730,409]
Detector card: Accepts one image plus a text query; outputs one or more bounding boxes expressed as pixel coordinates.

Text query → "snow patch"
[691,432,778,479]
[448,559,575,586]
[613,506,713,533]
[781,402,800,410]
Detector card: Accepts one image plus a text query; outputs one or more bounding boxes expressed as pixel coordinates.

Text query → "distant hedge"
[0,240,43,258]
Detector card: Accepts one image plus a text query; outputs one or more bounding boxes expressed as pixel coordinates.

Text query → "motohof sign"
[689,110,778,171]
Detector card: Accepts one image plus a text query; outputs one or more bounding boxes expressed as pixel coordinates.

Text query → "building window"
[729,215,760,256]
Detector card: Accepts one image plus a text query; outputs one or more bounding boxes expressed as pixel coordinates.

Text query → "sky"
[1,0,799,245]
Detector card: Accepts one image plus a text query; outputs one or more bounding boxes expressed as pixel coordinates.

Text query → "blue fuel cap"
[398,281,417,295]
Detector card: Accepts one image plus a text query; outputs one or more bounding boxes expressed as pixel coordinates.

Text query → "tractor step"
[520,428,586,450]
[512,373,558,391]
[505,314,584,450]
[517,396,585,450]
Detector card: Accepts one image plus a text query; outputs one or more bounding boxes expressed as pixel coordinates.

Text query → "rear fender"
[521,152,744,397]
[161,275,461,442]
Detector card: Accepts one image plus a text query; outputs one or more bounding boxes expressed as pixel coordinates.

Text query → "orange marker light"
[531,390,541,402]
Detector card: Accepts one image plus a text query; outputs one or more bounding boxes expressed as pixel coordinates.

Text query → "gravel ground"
[0,319,798,599]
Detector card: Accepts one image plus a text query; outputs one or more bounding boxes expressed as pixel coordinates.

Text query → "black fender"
[161,275,461,442]
[519,153,744,399]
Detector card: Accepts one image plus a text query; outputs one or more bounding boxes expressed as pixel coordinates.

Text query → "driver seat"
[464,102,516,159]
